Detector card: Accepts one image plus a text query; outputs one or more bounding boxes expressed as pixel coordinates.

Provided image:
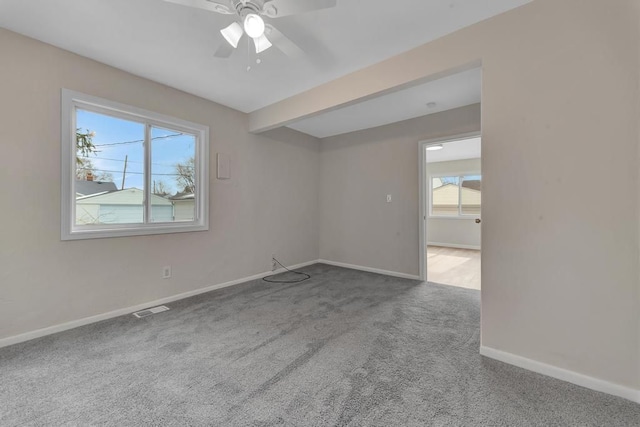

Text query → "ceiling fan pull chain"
[246,35,252,71]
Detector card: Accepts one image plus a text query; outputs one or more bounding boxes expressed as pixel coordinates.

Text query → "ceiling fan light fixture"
[244,13,265,38]
[253,34,272,53]
[220,21,243,48]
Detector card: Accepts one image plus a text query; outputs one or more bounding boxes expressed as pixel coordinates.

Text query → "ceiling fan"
[165,0,337,58]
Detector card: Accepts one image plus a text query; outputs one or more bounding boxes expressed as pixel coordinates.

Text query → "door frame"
[418,132,481,282]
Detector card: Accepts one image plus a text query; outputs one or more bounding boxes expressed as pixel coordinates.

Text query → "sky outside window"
[76,109,194,195]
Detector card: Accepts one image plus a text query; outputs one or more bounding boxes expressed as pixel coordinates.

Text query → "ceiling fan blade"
[164,0,234,15]
[265,25,304,58]
[262,0,336,18]
[214,42,234,58]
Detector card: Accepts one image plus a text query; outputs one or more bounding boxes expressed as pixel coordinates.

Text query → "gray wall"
[319,105,481,275]
[426,158,482,249]
[0,28,321,340]
[312,0,639,390]
[1,0,639,396]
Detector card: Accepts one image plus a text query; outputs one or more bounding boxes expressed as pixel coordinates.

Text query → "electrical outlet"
[272,255,277,272]
[162,265,171,279]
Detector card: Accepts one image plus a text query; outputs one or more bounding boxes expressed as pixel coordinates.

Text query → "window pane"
[150,126,196,223]
[461,175,482,215]
[431,176,460,216]
[75,110,145,225]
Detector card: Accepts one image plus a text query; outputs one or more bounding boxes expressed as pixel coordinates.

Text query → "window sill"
[62,223,208,241]
[428,216,480,220]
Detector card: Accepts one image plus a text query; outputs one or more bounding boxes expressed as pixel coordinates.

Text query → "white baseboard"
[480,346,640,404]
[428,242,481,250]
[8,263,637,405]
[0,260,318,350]
[318,259,421,281]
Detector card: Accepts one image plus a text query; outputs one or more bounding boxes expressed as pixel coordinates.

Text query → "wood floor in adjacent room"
[427,245,481,290]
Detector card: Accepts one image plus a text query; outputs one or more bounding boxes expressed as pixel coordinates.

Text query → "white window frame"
[428,172,481,219]
[61,89,209,240]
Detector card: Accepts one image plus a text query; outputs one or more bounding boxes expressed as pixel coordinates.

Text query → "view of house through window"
[150,126,196,223]
[75,111,196,226]
[431,175,481,216]
[62,89,208,240]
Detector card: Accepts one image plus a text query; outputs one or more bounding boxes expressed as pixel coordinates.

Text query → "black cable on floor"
[262,257,311,284]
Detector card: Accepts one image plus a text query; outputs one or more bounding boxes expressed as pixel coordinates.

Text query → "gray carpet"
[1,264,638,426]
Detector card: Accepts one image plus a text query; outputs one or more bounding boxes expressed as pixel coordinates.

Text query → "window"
[61,89,209,240]
[430,174,481,217]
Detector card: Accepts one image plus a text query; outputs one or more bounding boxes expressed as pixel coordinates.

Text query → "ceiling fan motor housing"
[232,0,265,18]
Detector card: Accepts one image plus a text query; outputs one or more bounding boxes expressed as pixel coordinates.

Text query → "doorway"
[419,134,481,290]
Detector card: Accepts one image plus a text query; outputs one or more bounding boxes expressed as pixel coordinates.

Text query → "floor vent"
[133,305,170,318]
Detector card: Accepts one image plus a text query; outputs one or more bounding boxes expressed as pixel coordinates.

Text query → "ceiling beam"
[248,25,485,134]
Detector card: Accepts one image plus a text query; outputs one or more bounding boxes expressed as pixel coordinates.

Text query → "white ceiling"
[0,0,530,118]
[426,137,481,163]
[288,67,481,138]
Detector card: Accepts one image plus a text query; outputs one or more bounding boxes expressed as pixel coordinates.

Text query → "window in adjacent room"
[430,174,481,217]
[61,89,209,240]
